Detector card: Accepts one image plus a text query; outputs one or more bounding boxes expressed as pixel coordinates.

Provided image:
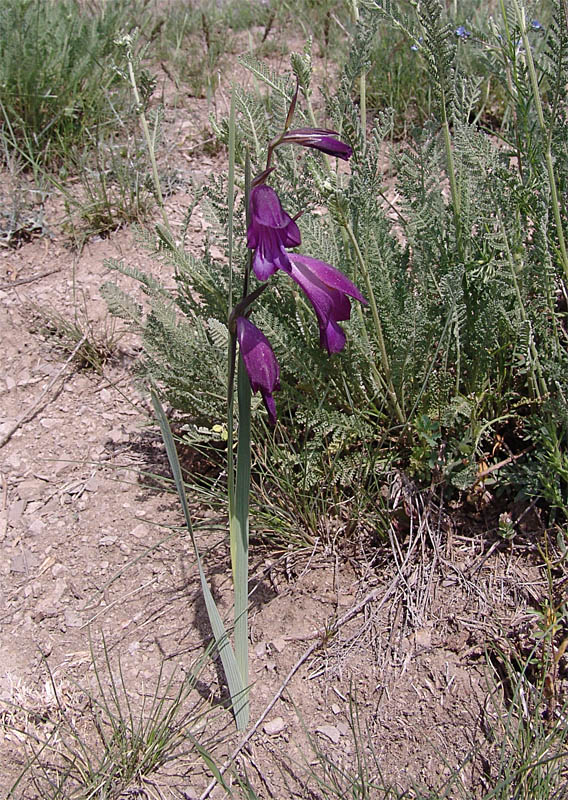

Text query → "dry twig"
[0,335,87,449]
[0,268,60,288]
[198,575,401,800]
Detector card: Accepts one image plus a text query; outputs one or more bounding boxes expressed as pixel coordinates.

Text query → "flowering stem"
[227,93,237,539]
[351,0,366,149]
[511,0,568,285]
[343,221,406,424]
[228,283,269,330]
[125,45,172,238]
[227,336,237,511]
[265,80,299,171]
[265,136,282,173]
[226,98,251,729]
[243,152,252,297]
[234,343,251,695]
[228,87,236,316]
[228,151,254,718]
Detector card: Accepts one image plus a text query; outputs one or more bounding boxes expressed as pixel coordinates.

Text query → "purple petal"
[288,254,366,353]
[281,128,353,160]
[321,320,346,352]
[289,254,367,305]
[236,317,280,424]
[288,258,346,353]
[247,185,301,281]
[251,229,292,280]
[248,186,301,243]
[263,393,277,425]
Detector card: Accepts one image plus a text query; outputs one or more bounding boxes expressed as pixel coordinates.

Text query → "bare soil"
[0,36,564,800]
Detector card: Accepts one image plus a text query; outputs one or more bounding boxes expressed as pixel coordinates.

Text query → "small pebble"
[316,724,342,744]
[264,716,286,736]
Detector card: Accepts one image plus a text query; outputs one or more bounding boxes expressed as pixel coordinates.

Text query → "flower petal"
[290,254,367,305]
[288,259,344,352]
[320,319,347,352]
[281,128,353,160]
[247,185,301,280]
[236,317,280,424]
[252,229,291,280]
[288,254,366,353]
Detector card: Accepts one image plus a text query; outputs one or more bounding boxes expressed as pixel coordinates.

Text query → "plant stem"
[439,86,461,254]
[125,45,171,238]
[304,90,321,139]
[234,349,251,695]
[228,150,253,719]
[227,93,237,556]
[343,221,406,424]
[511,0,568,284]
[499,213,547,399]
[351,0,366,148]
[228,87,236,315]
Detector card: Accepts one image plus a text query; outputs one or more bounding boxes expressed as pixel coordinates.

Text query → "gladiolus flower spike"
[236,316,280,425]
[247,185,301,281]
[247,125,364,357]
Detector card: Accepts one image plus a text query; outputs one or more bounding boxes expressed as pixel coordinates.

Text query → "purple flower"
[247,185,301,281]
[288,254,367,353]
[278,128,352,160]
[531,19,543,31]
[236,316,280,424]
[411,36,423,51]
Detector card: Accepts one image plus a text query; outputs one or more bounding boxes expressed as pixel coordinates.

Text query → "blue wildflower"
[455,25,472,40]
[411,36,423,51]
[531,19,543,31]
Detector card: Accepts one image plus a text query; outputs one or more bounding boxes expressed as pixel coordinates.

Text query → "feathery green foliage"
[104,0,568,542]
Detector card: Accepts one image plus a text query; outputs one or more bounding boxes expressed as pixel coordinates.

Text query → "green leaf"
[233,352,251,693]
[151,389,249,730]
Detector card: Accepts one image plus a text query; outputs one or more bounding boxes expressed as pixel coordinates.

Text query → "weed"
[5,640,225,799]
[28,298,124,372]
[485,646,568,799]
[270,672,568,799]
[155,0,275,99]
[63,130,158,244]
[364,0,549,137]
[0,0,150,168]
[104,1,568,548]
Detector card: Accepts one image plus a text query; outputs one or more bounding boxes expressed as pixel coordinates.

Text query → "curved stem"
[126,51,171,238]
[343,221,406,424]
[511,0,568,285]
[228,283,269,330]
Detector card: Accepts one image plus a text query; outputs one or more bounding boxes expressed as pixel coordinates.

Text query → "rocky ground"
[0,42,563,800]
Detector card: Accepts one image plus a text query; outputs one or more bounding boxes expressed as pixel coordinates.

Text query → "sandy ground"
[0,35,564,800]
